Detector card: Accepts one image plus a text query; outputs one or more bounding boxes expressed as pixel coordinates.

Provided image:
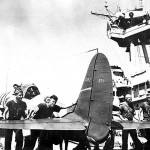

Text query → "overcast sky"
[0,0,150,105]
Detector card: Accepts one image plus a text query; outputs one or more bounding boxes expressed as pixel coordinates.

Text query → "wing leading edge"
[113,120,150,130]
[0,118,85,130]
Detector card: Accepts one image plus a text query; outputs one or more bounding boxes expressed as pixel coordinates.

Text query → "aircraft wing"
[112,120,150,130]
[0,118,85,130]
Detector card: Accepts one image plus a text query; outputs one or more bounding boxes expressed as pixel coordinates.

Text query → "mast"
[118,0,145,11]
[118,0,136,11]
[138,0,145,10]
[136,0,144,9]
[141,44,149,64]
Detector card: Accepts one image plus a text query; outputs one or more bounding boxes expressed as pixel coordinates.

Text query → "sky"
[0,0,150,105]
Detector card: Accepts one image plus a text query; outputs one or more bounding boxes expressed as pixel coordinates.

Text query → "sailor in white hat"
[119,94,143,150]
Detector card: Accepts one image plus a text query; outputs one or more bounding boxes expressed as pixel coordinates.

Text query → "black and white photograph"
[0,0,150,149]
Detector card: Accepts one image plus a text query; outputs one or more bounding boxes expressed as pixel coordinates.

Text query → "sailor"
[143,13,150,25]
[3,87,27,150]
[128,12,134,27]
[139,98,150,150]
[23,95,62,150]
[119,94,143,150]
[114,13,127,30]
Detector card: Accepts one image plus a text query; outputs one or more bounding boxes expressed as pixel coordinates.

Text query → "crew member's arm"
[119,114,128,120]
[139,107,143,121]
[53,112,60,118]
[52,105,63,118]
[22,103,28,119]
[24,109,28,119]
[27,106,39,119]
[3,106,8,120]
[60,103,76,109]
[119,105,128,121]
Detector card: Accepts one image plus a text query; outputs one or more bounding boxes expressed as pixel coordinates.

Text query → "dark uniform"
[5,100,27,150]
[23,103,61,150]
[120,101,143,150]
[140,101,150,150]
[33,103,61,119]
[115,15,127,30]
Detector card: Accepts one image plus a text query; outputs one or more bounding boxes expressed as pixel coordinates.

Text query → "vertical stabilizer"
[74,53,113,142]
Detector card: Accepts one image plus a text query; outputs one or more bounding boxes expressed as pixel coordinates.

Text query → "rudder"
[74,53,113,143]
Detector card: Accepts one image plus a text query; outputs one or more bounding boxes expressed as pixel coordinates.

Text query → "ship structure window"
[146,81,150,89]
[139,83,145,90]
[133,82,148,98]
[116,88,131,98]
[113,71,124,77]
[139,83,146,96]
[116,89,124,97]
[113,91,115,96]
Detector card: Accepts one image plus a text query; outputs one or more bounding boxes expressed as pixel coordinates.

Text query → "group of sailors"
[2,83,150,150]
[111,11,150,31]
[108,94,150,150]
[1,84,67,150]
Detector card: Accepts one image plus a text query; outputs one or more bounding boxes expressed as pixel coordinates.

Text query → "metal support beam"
[141,43,149,64]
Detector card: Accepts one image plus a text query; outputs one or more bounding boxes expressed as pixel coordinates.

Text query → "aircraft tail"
[66,53,113,143]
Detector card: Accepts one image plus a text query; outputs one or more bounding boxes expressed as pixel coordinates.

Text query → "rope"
[54,48,99,63]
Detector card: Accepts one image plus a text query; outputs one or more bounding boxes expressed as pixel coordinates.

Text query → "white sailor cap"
[125,94,132,99]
